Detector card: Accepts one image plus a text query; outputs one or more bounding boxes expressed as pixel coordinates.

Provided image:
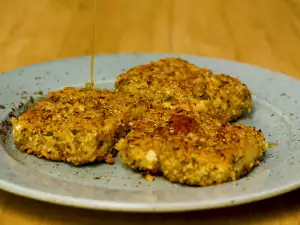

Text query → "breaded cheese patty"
[116,108,177,173]
[11,87,145,165]
[115,58,252,121]
[116,108,267,186]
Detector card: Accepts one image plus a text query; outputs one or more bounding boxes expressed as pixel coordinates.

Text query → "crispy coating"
[11,87,145,165]
[116,108,267,186]
[116,107,177,173]
[115,58,252,121]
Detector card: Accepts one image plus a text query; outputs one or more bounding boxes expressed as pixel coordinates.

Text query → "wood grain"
[0,0,300,224]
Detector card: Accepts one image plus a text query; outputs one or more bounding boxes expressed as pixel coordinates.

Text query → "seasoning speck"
[34,90,43,95]
[71,129,78,135]
[46,131,53,136]
[110,148,119,156]
[0,105,5,109]
[165,96,174,101]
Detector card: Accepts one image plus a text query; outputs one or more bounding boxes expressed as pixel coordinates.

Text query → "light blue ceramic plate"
[0,53,299,212]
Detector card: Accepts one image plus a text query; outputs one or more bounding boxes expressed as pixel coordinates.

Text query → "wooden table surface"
[1,0,300,224]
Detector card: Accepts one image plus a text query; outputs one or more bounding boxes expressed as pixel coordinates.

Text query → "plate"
[0,53,300,212]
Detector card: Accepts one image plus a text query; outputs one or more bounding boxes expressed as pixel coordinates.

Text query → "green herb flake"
[46,131,53,136]
[165,96,174,101]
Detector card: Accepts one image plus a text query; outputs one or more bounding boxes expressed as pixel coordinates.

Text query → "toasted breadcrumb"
[116,57,252,122]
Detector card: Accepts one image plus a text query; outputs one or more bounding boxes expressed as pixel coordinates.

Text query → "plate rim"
[0,177,299,212]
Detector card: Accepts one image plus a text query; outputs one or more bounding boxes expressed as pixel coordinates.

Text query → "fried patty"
[11,87,146,165]
[116,108,267,186]
[115,58,252,121]
[116,107,177,173]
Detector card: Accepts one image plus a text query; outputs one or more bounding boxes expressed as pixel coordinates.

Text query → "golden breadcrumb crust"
[115,58,252,121]
[116,108,267,186]
[11,87,144,165]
